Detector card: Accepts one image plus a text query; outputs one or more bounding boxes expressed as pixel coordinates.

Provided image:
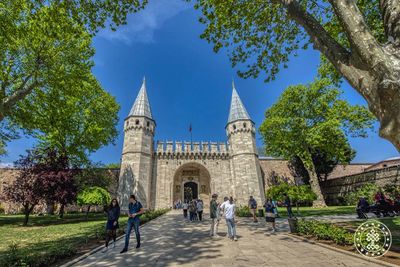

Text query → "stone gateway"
[118,79,265,209]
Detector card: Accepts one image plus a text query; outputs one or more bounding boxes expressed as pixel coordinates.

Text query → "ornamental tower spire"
[128,77,153,120]
[227,81,251,124]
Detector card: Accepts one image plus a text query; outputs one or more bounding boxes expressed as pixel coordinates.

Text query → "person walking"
[197,199,204,221]
[120,195,145,254]
[210,193,219,237]
[220,197,238,241]
[283,193,294,218]
[189,200,196,222]
[103,198,120,252]
[248,196,258,222]
[182,201,189,219]
[264,198,277,233]
[193,199,198,221]
[216,197,228,235]
[272,199,279,217]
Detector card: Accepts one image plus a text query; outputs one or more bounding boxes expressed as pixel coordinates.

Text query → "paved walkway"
[74,210,381,267]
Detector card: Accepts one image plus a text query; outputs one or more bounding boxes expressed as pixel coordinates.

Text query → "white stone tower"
[118,78,155,210]
[226,82,265,206]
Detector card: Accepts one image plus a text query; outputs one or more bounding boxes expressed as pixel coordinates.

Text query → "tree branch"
[327,0,390,73]
[275,0,376,101]
[2,75,38,114]
[380,0,400,44]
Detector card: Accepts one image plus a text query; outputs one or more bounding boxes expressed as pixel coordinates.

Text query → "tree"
[193,0,400,151]
[35,148,78,218]
[266,182,317,215]
[0,148,77,225]
[76,186,111,220]
[345,183,379,205]
[12,73,119,165]
[289,146,355,184]
[74,163,113,191]
[0,0,145,123]
[1,151,44,225]
[259,79,375,207]
[105,162,121,169]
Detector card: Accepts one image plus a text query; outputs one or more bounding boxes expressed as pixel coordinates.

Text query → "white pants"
[210,218,218,236]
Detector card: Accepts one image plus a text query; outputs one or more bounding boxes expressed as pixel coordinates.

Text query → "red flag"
[189,124,192,132]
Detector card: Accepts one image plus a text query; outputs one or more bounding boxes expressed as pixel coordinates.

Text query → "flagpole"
[189,123,193,144]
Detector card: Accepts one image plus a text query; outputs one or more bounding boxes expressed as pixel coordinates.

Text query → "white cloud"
[0,162,14,168]
[98,0,190,44]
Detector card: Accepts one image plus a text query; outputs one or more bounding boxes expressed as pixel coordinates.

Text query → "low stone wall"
[321,165,400,205]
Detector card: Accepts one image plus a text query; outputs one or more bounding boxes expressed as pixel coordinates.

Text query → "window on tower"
[232,124,236,130]
[243,122,247,128]
[135,119,140,125]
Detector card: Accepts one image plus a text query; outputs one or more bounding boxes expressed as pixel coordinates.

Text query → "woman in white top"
[220,197,238,241]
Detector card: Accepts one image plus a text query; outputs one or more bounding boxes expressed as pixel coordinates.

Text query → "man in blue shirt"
[120,194,145,253]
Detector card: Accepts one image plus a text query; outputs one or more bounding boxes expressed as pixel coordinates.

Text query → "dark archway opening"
[184,182,198,202]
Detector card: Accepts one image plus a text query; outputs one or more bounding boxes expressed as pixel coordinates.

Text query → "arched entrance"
[173,162,211,206]
[183,181,198,202]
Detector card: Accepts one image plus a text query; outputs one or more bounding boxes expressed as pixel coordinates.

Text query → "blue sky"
[4,0,399,165]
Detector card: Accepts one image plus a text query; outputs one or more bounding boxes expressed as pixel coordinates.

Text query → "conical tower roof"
[227,81,251,124]
[128,77,153,120]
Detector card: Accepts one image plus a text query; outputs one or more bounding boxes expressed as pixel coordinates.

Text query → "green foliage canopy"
[13,74,119,165]
[76,186,111,207]
[0,1,120,161]
[193,0,384,83]
[345,183,379,205]
[259,79,375,169]
[266,183,316,204]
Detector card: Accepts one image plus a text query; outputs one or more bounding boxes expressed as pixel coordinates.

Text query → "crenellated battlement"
[155,140,229,158]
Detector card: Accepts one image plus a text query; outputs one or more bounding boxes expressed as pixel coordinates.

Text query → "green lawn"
[276,205,356,218]
[0,209,168,267]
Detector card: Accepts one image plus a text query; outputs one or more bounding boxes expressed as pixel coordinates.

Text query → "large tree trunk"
[300,155,327,207]
[380,0,400,45]
[279,0,400,152]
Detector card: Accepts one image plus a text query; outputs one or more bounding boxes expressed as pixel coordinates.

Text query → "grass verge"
[0,209,169,267]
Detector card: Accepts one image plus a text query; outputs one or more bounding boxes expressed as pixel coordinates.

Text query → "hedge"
[296,219,354,246]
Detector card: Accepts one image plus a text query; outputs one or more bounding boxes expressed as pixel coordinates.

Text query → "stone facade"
[321,165,400,204]
[118,80,265,209]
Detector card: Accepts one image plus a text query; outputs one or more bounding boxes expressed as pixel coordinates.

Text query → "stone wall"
[321,165,400,205]
[152,141,231,209]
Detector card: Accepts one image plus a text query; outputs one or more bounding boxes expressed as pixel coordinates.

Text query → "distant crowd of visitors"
[357,190,400,218]
[176,198,204,221]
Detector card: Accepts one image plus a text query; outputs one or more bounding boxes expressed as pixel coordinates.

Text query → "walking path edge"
[287,233,398,267]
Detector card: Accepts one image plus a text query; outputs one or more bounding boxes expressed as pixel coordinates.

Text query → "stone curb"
[59,210,171,267]
[287,233,398,267]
